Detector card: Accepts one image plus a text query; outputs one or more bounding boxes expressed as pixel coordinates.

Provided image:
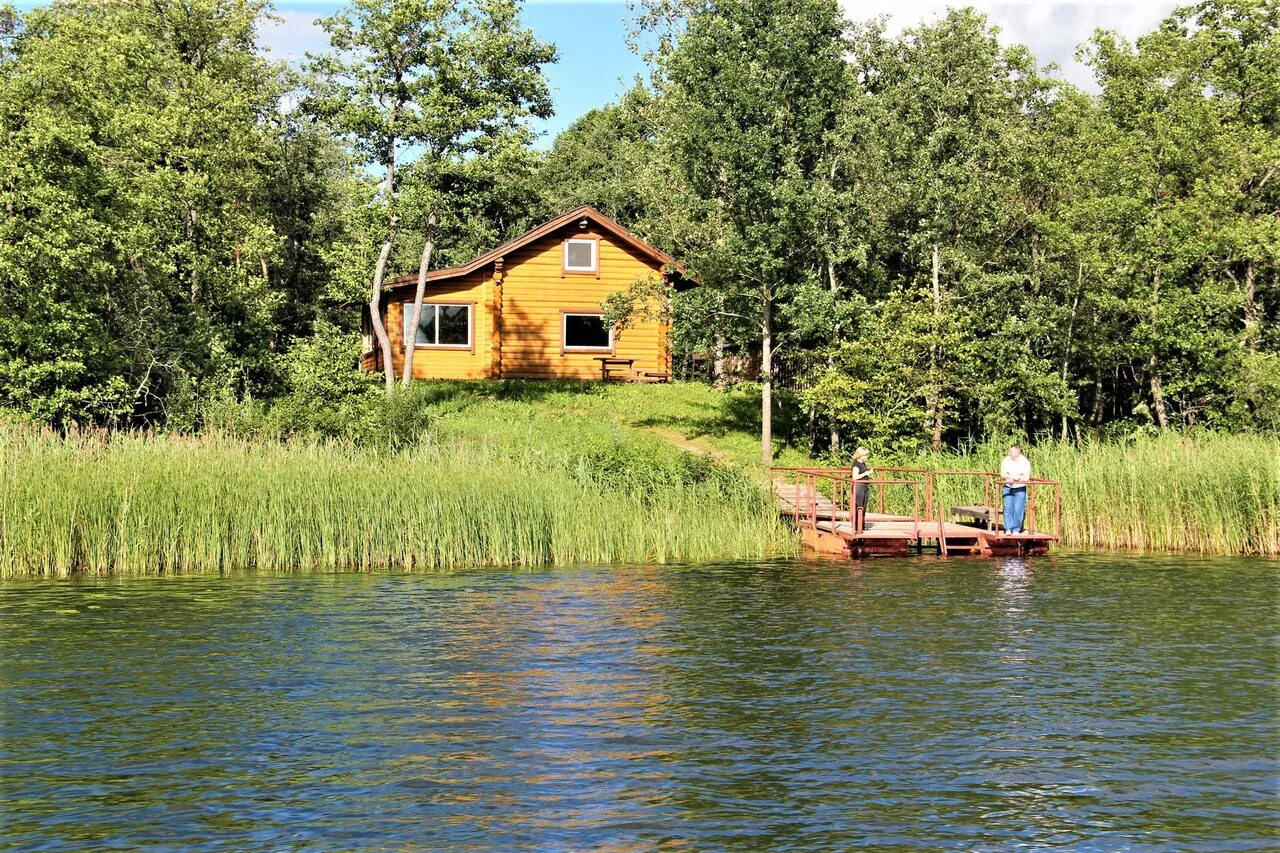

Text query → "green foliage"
[305,0,556,275]
[0,384,792,576]
[600,275,673,333]
[625,0,1279,451]
[1,0,1275,480]
[638,0,854,462]
[0,0,349,426]
[535,83,660,223]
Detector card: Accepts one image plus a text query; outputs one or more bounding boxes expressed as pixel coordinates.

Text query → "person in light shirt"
[999,445,1032,534]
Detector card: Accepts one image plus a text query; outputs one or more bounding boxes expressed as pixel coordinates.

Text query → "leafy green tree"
[803,19,897,451]
[307,0,555,390]
[878,8,1059,448]
[0,0,311,425]
[1083,0,1279,429]
[641,0,851,464]
[536,82,660,223]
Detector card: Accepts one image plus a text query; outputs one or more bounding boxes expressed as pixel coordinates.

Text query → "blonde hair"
[853,447,870,460]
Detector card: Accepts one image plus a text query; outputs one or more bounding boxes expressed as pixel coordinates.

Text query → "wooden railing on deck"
[772,465,1062,540]
[772,467,923,538]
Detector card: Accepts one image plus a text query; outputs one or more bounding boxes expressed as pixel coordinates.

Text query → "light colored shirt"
[1000,455,1031,486]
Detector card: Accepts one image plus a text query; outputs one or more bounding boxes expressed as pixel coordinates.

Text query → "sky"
[260,0,1176,145]
[16,0,1178,146]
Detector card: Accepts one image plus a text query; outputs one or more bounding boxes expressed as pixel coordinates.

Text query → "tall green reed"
[862,433,1279,556]
[0,422,793,577]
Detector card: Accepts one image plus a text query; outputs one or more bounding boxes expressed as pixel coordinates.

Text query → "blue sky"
[15,0,1176,146]
[258,1,650,145]
[264,1,1177,146]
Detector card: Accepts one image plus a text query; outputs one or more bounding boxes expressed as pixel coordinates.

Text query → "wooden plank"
[951,504,994,523]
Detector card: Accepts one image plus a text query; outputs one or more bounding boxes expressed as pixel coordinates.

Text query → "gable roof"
[384,205,680,292]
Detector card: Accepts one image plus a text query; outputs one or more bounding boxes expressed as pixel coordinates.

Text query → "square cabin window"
[404,304,472,348]
[563,238,597,273]
[563,313,612,350]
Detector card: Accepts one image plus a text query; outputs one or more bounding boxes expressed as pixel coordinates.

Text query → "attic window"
[563,238,597,273]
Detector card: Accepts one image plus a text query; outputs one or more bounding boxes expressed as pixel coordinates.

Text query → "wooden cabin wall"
[499,225,666,380]
[386,272,492,380]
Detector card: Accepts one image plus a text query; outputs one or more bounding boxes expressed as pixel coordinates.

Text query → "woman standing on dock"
[851,447,873,532]
[1000,445,1032,533]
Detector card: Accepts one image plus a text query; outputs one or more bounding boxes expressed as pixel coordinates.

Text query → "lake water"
[1,556,1276,850]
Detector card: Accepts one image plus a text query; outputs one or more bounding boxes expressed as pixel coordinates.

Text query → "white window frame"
[563,238,598,273]
[562,312,613,352]
[403,303,473,349]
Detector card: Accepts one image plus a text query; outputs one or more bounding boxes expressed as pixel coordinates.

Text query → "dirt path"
[642,426,735,463]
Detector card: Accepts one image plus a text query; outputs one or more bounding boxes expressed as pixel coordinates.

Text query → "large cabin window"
[403,303,472,348]
[563,313,612,351]
[563,238,597,273]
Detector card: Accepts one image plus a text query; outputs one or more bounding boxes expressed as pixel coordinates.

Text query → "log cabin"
[360,206,684,382]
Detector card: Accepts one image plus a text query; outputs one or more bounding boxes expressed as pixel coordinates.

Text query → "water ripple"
[1,555,1276,850]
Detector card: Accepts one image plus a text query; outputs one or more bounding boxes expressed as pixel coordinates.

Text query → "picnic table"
[593,356,634,381]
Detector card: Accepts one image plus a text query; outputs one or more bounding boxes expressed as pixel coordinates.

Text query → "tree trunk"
[1061,259,1083,439]
[370,215,399,396]
[401,212,438,386]
[1148,353,1169,429]
[1148,266,1168,428]
[187,207,199,302]
[761,289,774,467]
[1243,259,1258,354]
[928,243,943,451]
[1091,371,1104,426]
[713,330,727,387]
[370,134,398,395]
[827,256,840,453]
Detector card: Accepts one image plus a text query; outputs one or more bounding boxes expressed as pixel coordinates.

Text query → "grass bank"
[0,395,793,576]
[3,380,1275,573]
[437,382,1277,556]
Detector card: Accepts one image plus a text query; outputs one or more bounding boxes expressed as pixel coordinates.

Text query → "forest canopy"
[0,0,1275,455]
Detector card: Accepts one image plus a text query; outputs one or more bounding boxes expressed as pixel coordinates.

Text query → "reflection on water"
[1,556,1276,850]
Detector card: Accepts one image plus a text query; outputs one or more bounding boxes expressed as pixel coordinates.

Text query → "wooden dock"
[773,468,1060,558]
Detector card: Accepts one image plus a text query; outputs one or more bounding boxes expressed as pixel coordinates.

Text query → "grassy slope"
[424,380,1278,556]
[0,381,797,577]
[3,380,1275,575]
[423,380,812,468]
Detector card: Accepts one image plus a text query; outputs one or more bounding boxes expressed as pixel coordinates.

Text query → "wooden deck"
[774,471,1059,558]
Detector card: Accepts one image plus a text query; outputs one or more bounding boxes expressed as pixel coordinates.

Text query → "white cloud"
[840,1,1175,89]
[259,10,329,63]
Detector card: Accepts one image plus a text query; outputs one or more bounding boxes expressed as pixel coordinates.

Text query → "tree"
[536,82,660,224]
[307,0,555,391]
[877,9,1058,448]
[642,0,851,464]
[0,0,314,426]
[1083,0,1279,429]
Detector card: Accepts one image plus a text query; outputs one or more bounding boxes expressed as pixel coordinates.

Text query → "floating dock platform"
[773,468,1061,558]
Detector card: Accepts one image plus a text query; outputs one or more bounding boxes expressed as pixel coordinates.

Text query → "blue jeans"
[1002,486,1027,533]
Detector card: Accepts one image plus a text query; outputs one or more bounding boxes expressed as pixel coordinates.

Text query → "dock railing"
[772,465,1062,541]
[771,466,923,537]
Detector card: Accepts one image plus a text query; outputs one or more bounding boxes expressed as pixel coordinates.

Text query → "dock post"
[924,472,934,524]
[938,500,949,557]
